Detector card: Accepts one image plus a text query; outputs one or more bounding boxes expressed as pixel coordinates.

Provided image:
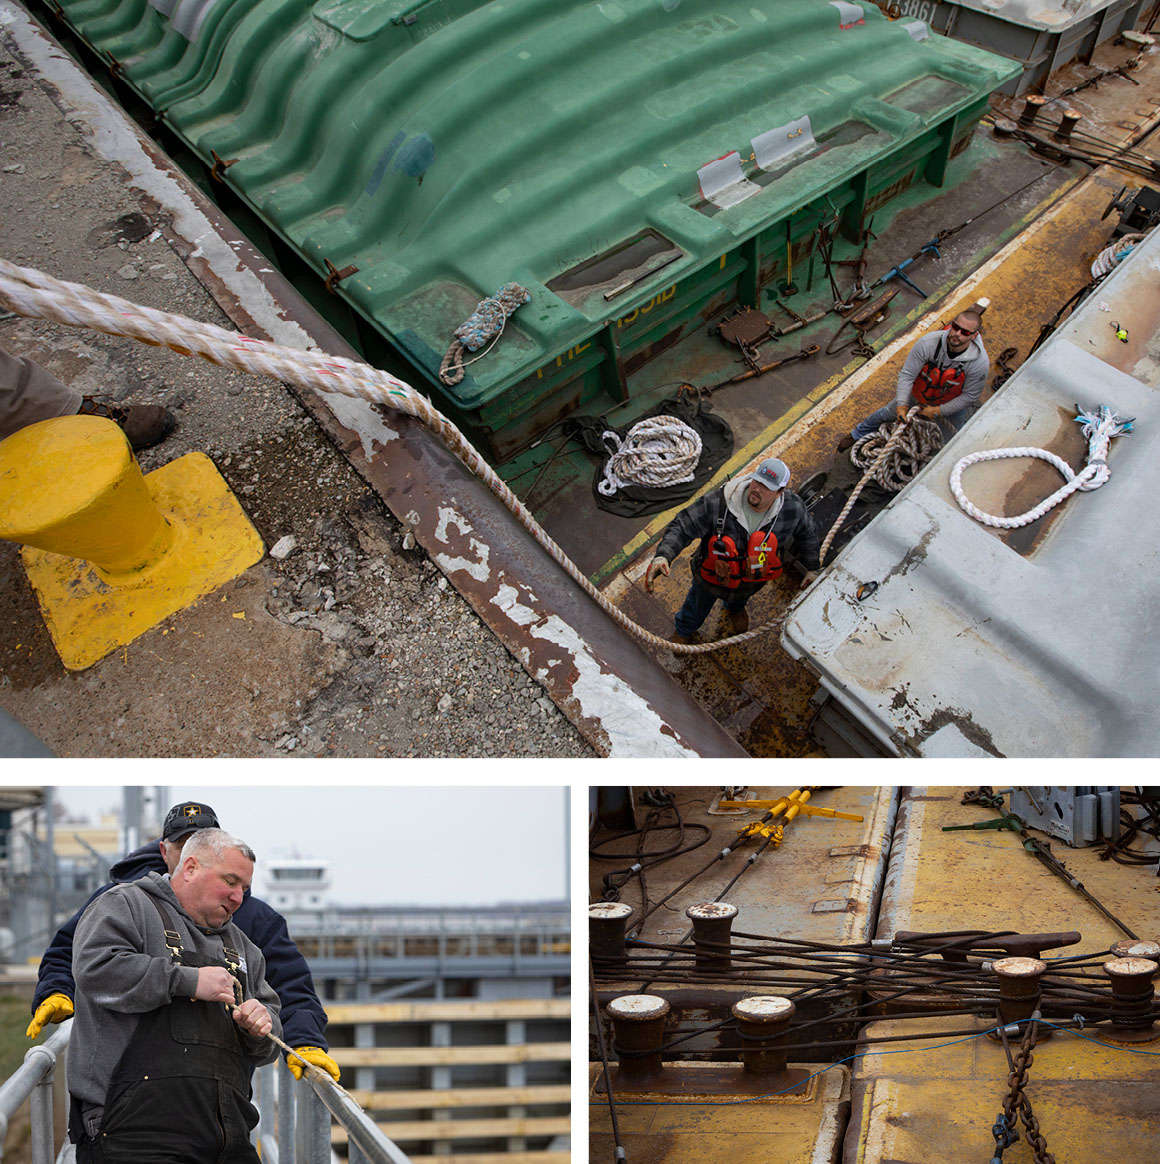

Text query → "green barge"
[41,0,1018,462]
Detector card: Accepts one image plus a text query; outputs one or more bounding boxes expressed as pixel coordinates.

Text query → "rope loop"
[439,282,531,386]
[950,404,1133,529]
[597,415,703,497]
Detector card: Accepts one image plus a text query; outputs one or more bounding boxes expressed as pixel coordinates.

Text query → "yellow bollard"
[0,414,176,582]
[0,414,264,670]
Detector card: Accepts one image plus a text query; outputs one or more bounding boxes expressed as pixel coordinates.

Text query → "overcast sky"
[44,781,569,908]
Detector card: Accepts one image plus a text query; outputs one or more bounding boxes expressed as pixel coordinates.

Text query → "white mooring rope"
[597,415,703,497]
[0,258,780,655]
[819,407,943,566]
[949,404,1133,529]
[849,412,943,493]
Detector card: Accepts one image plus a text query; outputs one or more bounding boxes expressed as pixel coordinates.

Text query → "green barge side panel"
[49,0,1020,460]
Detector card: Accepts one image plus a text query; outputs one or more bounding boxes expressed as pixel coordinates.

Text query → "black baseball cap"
[161,801,220,841]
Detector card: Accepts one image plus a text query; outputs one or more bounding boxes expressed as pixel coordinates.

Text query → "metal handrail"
[307,1073,413,1164]
[4,1021,413,1164]
[257,1058,415,1164]
[0,1019,71,1164]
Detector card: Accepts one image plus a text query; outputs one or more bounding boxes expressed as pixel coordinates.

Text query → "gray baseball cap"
[751,457,790,490]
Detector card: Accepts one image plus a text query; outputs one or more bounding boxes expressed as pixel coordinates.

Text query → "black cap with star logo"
[161,801,221,841]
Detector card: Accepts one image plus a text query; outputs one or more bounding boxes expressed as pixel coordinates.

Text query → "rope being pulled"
[820,408,942,565]
[950,404,1132,529]
[0,258,778,655]
[438,281,531,386]
[597,414,702,497]
[850,411,944,491]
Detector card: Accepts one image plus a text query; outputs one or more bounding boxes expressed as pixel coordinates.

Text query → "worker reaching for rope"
[67,828,281,1164]
[836,309,990,452]
[644,458,820,645]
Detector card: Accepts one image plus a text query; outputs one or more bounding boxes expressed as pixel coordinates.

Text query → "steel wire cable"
[589,953,627,1164]
[597,935,1136,1021]
[590,1022,1160,1115]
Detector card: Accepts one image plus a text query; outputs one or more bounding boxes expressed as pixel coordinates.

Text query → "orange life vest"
[913,360,965,406]
[700,528,782,589]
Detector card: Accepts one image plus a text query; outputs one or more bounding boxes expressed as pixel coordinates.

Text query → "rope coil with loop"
[0,258,777,655]
[819,407,942,565]
[849,411,944,491]
[950,404,1132,529]
[597,414,703,497]
[438,281,531,386]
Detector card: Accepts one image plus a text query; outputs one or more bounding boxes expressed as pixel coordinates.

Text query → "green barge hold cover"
[47,0,1019,460]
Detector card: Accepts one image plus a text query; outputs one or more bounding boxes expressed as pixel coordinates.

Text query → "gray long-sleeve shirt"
[70,871,282,1128]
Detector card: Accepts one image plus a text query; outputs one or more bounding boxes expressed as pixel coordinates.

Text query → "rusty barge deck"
[589,784,1160,1163]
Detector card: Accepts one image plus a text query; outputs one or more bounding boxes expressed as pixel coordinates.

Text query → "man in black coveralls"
[68,828,282,1164]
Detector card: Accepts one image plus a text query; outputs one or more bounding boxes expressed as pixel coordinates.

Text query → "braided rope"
[597,415,702,497]
[0,258,775,655]
[215,973,333,1084]
[438,282,530,386]
[850,411,943,490]
[950,404,1132,529]
[820,408,941,565]
[1090,232,1145,280]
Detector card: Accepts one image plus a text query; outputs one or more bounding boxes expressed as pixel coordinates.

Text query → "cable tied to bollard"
[0,258,777,655]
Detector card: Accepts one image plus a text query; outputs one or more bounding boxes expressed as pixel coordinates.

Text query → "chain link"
[995,1016,1055,1164]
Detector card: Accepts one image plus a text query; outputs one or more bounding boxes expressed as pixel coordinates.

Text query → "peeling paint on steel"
[489,583,699,758]
[686,902,738,919]
[433,507,492,583]
[318,389,400,461]
[877,790,925,937]
[838,788,897,944]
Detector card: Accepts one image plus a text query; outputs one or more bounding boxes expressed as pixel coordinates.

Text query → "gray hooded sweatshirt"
[894,327,989,418]
[70,870,282,1131]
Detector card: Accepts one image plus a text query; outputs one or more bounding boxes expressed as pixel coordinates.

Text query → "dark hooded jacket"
[34,841,328,1051]
[657,479,821,601]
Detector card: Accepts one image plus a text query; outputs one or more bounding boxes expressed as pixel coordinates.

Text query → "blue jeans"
[674,578,750,637]
[849,401,976,443]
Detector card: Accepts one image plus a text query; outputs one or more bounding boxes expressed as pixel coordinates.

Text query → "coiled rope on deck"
[820,408,941,565]
[949,404,1132,529]
[597,414,703,497]
[0,258,776,654]
[849,412,943,492]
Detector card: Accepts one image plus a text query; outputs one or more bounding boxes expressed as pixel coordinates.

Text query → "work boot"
[836,433,855,453]
[78,396,176,451]
[721,608,749,636]
[670,631,696,646]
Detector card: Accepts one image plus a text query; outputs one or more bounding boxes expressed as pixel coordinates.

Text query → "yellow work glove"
[26,993,74,1038]
[287,1045,340,1082]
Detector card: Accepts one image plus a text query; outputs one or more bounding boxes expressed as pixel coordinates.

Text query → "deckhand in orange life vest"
[700,529,782,589]
[913,360,966,406]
